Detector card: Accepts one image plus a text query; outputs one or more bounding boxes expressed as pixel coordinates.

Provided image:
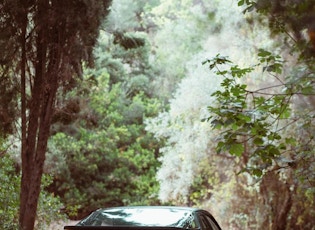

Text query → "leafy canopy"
[204,48,315,177]
[204,0,315,180]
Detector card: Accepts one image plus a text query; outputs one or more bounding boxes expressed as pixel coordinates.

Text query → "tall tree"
[0,1,112,229]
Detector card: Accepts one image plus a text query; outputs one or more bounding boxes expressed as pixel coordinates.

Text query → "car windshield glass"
[79,207,195,227]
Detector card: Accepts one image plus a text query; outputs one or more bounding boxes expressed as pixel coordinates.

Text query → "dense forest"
[0,0,315,229]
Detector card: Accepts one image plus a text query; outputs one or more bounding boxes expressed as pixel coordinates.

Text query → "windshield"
[78,207,197,228]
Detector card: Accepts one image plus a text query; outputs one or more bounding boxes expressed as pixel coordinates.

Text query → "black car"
[64,206,221,230]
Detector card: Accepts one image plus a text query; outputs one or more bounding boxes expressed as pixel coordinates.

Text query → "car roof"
[96,206,201,212]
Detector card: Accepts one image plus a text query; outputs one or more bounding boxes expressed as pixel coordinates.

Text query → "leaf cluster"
[204,51,297,176]
[238,0,315,59]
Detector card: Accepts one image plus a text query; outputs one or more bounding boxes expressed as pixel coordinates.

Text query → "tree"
[46,28,163,218]
[204,0,315,228]
[0,1,112,229]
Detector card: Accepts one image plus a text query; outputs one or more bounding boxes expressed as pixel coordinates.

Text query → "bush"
[0,154,20,229]
[0,148,66,229]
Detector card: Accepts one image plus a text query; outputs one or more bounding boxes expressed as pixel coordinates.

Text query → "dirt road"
[48,220,79,230]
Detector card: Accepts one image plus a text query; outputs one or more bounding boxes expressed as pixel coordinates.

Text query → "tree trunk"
[20,90,57,229]
[19,1,54,229]
[19,3,30,229]
[260,171,293,230]
[272,182,292,230]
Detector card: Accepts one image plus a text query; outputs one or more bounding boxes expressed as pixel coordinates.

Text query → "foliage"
[205,0,315,180]
[144,0,315,228]
[239,0,315,58]
[145,0,268,208]
[0,154,20,230]
[1,2,254,224]
[35,175,66,230]
[187,158,220,207]
[0,150,65,230]
[203,1,315,228]
[203,51,290,175]
[106,0,160,32]
[146,68,222,203]
[0,69,18,137]
[49,76,162,217]
[48,28,163,217]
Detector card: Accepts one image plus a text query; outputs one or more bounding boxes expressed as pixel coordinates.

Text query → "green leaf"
[211,119,223,129]
[258,49,271,57]
[229,143,244,156]
[285,137,297,146]
[253,137,264,145]
[279,143,287,150]
[237,113,252,123]
[268,146,280,156]
[265,63,283,74]
[238,0,245,6]
[301,85,314,94]
[216,141,226,153]
[268,132,281,141]
[279,108,291,119]
[252,168,263,177]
